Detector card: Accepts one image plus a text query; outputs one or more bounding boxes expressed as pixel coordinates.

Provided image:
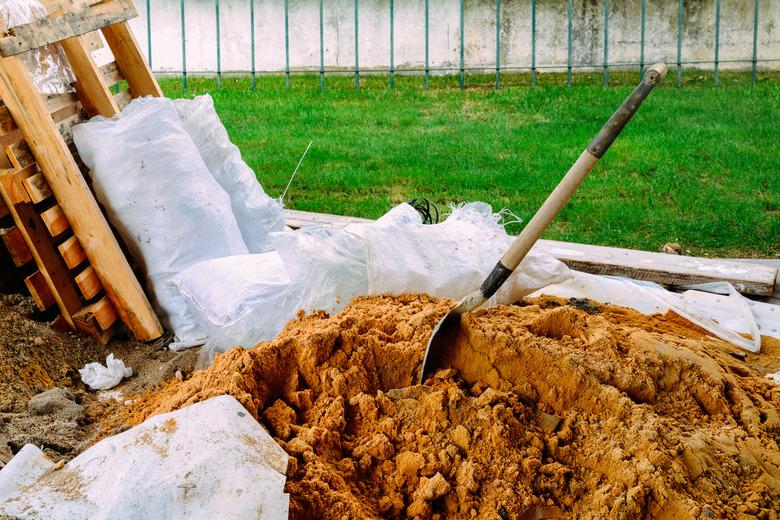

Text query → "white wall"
[127,0,780,74]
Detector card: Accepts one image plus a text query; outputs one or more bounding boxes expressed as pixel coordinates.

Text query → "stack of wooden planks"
[0,0,163,343]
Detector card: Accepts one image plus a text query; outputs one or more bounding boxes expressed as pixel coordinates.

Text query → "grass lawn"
[160,71,780,257]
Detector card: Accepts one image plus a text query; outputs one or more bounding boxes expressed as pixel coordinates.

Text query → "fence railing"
[138,0,776,91]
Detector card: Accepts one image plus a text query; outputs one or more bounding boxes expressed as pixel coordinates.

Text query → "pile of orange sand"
[123,294,780,519]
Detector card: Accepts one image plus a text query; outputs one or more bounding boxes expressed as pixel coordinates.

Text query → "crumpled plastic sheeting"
[0,0,75,95]
[0,396,289,520]
[79,353,132,390]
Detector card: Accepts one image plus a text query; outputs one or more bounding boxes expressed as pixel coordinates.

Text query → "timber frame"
[0,0,163,344]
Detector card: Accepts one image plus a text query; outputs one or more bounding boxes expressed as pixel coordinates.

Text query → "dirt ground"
[0,294,198,468]
[115,294,780,520]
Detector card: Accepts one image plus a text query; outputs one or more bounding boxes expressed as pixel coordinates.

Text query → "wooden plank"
[0,54,162,340]
[99,61,123,87]
[0,226,32,267]
[102,22,162,97]
[74,265,101,299]
[0,195,8,219]
[74,296,117,331]
[24,271,55,311]
[0,0,137,57]
[60,35,119,117]
[57,235,86,269]
[22,172,53,204]
[40,204,70,238]
[0,197,82,327]
[81,30,104,52]
[284,209,373,229]
[283,209,777,297]
[533,239,777,297]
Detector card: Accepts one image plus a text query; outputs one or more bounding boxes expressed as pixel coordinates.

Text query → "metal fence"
[143,0,773,91]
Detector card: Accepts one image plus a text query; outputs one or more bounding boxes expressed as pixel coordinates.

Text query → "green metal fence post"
[495,0,500,90]
[285,0,290,88]
[752,0,759,85]
[424,0,429,89]
[319,0,324,91]
[531,0,536,87]
[567,0,572,87]
[459,0,465,91]
[354,0,359,89]
[180,0,186,91]
[676,0,682,87]
[250,0,256,89]
[390,0,395,89]
[216,0,221,88]
[603,0,608,86]
[146,0,152,69]
[714,0,721,85]
[640,0,646,77]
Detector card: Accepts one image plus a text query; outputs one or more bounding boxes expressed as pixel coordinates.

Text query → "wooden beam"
[74,295,116,331]
[99,61,124,87]
[22,172,53,204]
[59,35,119,117]
[40,204,70,238]
[533,239,777,297]
[0,226,32,267]
[0,0,137,57]
[283,209,778,297]
[25,271,55,311]
[102,22,162,97]
[74,265,101,299]
[57,235,86,269]
[0,54,162,340]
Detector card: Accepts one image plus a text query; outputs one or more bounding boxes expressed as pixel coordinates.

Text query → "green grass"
[159,71,780,257]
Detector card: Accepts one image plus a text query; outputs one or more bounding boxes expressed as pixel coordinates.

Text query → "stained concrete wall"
[127,0,780,74]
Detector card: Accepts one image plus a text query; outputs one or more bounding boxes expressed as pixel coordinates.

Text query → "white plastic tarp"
[0,396,289,520]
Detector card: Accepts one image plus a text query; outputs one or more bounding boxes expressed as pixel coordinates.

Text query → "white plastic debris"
[766,372,780,385]
[531,271,765,352]
[0,0,75,95]
[73,97,249,350]
[174,95,285,253]
[0,396,289,520]
[79,353,132,391]
[175,203,572,361]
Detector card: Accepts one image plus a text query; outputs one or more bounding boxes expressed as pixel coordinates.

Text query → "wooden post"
[102,22,163,98]
[0,55,163,341]
[59,35,120,117]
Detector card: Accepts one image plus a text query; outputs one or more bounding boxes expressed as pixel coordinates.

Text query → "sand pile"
[128,294,780,519]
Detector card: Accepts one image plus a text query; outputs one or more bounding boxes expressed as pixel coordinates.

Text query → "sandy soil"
[120,294,780,520]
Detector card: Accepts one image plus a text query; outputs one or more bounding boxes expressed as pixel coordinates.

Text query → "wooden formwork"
[0,0,163,343]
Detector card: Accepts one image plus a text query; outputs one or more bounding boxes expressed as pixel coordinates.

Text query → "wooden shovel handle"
[478,62,668,301]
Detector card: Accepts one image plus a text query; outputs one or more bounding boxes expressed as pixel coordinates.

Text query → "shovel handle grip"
[477,63,668,303]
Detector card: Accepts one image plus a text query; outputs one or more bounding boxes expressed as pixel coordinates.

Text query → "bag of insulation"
[73,97,249,350]
[173,203,571,360]
[174,95,285,253]
[0,0,74,95]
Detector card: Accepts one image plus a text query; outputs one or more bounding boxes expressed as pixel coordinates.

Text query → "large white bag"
[73,98,249,349]
[174,95,285,253]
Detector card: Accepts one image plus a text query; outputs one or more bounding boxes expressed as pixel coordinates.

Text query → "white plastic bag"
[172,252,304,352]
[363,202,572,304]
[0,0,75,95]
[0,396,289,520]
[174,95,285,253]
[73,97,249,349]
[79,354,132,391]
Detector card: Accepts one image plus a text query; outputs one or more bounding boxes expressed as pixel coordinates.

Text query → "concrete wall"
[126,0,780,74]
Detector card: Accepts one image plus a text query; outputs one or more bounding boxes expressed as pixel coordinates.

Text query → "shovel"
[419,62,668,384]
